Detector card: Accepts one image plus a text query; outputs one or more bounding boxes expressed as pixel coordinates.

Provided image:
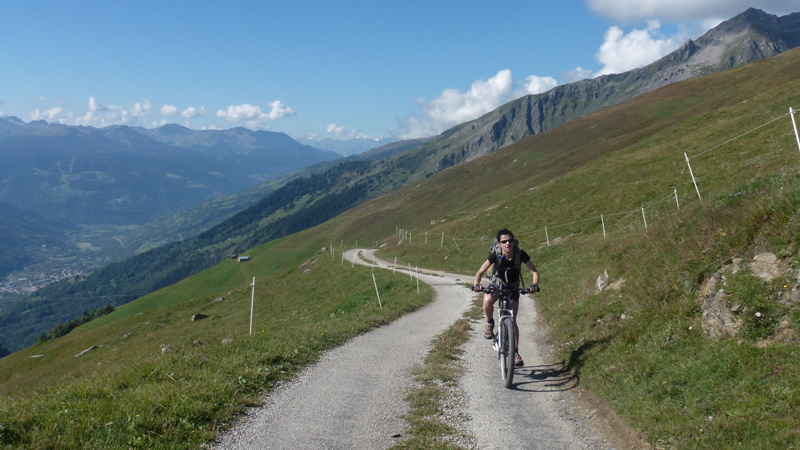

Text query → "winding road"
[211,249,624,449]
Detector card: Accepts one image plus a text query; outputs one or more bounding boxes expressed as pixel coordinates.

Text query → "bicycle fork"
[492,315,514,353]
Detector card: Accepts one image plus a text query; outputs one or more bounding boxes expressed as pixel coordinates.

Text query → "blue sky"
[0,1,796,142]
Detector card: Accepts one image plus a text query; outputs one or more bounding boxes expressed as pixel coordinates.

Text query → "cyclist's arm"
[473,259,492,286]
[525,260,539,285]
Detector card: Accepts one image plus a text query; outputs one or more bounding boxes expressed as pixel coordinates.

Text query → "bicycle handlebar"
[475,284,536,295]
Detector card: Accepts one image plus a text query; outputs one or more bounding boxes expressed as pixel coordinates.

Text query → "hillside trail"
[210,249,644,450]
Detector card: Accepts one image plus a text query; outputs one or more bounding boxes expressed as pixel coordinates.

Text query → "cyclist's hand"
[529,284,540,293]
[473,284,483,292]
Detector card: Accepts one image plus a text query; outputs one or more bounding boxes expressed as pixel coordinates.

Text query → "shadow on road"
[510,363,578,392]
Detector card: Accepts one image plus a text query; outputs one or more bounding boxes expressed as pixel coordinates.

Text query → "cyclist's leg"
[483,292,499,322]
[483,293,499,338]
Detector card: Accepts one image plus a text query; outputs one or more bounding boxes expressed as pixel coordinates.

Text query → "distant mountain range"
[1,7,798,354]
[297,137,400,156]
[0,119,340,226]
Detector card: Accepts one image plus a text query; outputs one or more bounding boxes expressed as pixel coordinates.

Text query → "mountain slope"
[404,8,800,177]
[0,120,339,225]
[3,8,797,354]
[2,42,800,449]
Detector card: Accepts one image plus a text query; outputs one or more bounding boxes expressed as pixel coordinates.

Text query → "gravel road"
[210,249,623,450]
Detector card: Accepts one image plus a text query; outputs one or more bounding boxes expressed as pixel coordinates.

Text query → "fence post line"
[545,226,550,246]
[416,266,420,294]
[674,188,680,211]
[684,152,702,200]
[641,207,648,231]
[372,273,383,308]
[791,107,800,155]
[441,233,444,248]
[601,214,606,239]
[249,277,255,336]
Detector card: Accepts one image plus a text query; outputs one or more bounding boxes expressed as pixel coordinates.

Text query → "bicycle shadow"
[509,362,578,392]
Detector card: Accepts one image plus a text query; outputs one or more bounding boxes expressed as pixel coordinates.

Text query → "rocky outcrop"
[700,252,791,339]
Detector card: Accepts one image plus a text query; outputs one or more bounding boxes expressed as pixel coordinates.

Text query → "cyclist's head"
[496,229,514,243]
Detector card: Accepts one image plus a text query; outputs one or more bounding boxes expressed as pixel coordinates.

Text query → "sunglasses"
[499,239,513,244]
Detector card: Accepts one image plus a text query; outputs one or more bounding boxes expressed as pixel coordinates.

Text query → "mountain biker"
[472,229,539,367]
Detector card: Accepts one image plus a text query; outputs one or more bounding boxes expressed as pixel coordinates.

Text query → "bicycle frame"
[481,283,529,388]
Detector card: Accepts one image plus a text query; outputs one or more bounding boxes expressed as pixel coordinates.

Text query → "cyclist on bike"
[472,229,539,366]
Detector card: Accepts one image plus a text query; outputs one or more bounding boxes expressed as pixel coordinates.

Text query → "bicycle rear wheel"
[499,318,516,388]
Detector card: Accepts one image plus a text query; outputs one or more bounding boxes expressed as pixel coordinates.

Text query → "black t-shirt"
[487,250,531,286]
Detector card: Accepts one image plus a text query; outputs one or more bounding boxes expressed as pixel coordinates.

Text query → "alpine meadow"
[3,11,800,450]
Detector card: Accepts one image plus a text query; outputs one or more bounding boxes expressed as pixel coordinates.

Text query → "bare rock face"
[700,259,746,338]
[751,252,788,283]
[595,270,609,294]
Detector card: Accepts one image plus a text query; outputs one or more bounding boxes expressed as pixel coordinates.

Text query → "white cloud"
[181,106,205,119]
[584,0,798,23]
[37,96,47,102]
[420,69,514,131]
[327,123,347,135]
[30,107,72,123]
[131,99,151,117]
[561,66,593,83]
[216,101,295,128]
[160,104,178,116]
[399,69,567,139]
[514,75,559,97]
[594,21,684,76]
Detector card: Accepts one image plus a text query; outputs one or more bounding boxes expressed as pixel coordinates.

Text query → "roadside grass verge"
[395,296,483,449]
[0,252,433,449]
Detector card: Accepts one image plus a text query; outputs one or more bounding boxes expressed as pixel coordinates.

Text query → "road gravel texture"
[211,249,625,449]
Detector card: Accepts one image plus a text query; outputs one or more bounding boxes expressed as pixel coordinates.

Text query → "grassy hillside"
[0,245,433,448]
[1,46,800,449]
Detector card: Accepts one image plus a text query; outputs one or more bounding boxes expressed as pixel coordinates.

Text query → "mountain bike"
[479,283,532,388]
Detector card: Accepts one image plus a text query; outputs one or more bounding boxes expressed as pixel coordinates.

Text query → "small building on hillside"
[238,256,251,262]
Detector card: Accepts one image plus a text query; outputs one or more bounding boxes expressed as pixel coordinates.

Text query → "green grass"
[394,296,481,449]
[3,45,800,450]
[0,252,433,449]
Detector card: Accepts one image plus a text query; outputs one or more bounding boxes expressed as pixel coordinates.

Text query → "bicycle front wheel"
[499,318,516,388]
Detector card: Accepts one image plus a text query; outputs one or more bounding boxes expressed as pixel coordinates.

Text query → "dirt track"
[211,249,644,449]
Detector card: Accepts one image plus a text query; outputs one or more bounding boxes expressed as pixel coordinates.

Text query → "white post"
[441,233,444,248]
[545,226,550,246]
[425,232,428,244]
[409,233,411,244]
[601,215,606,239]
[641,207,648,231]
[674,188,680,211]
[340,240,343,248]
[372,273,383,308]
[372,254,376,271]
[791,107,800,155]
[416,266,420,294]
[452,238,461,252]
[249,277,255,336]
[341,251,344,264]
[393,257,397,273]
[684,152,702,200]
[331,245,334,259]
